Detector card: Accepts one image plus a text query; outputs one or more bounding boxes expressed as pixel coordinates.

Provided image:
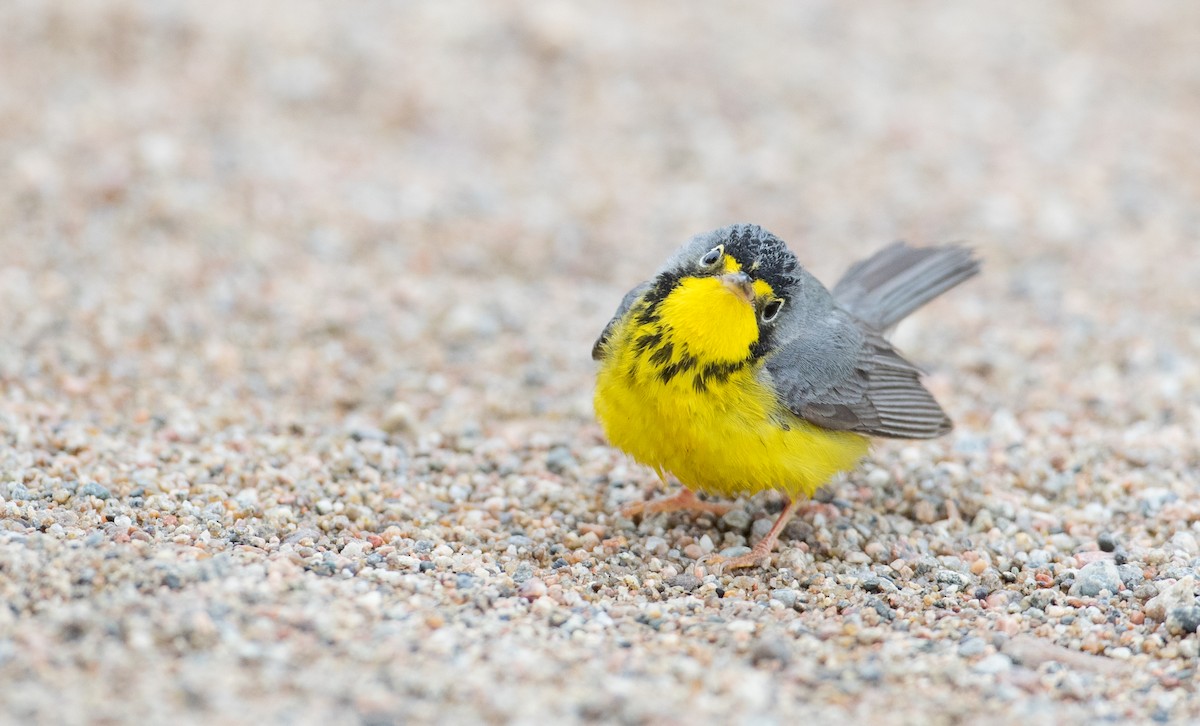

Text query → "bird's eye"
[699,245,723,268]
[760,299,784,323]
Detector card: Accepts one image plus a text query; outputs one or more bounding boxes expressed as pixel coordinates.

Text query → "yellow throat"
[593,264,869,499]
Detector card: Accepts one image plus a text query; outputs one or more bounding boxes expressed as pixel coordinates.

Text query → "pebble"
[721,509,752,531]
[518,578,548,601]
[1069,560,1122,597]
[4,5,1199,724]
[770,589,800,608]
[958,637,987,657]
[545,446,578,475]
[973,653,1013,675]
[1144,576,1196,622]
[77,483,111,500]
[667,574,702,592]
[1165,607,1200,636]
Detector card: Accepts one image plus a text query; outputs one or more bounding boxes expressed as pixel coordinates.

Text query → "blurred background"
[3,0,1197,442]
[4,2,1200,722]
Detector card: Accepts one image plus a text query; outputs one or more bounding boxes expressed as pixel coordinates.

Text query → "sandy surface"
[2,1,1200,724]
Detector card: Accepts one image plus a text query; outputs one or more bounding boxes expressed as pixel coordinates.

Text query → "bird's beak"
[718,272,754,304]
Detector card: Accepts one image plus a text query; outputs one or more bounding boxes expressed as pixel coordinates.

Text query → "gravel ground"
[3,2,1200,724]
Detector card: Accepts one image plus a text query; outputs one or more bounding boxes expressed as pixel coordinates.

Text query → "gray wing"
[832,242,980,332]
[592,282,651,361]
[764,310,953,439]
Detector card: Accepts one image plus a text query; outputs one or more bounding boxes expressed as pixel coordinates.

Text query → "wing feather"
[765,313,952,439]
[592,282,652,361]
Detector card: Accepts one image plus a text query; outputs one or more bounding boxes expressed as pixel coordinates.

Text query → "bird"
[592,223,979,570]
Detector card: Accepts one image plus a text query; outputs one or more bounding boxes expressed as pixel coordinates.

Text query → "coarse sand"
[2,2,1200,724]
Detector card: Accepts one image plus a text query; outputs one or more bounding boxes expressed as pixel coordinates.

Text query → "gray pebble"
[1069,560,1122,597]
[348,426,388,442]
[1028,589,1056,611]
[958,637,987,657]
[749,639,791,666]
[720,509,752,532]
[935,570,971,590]
[770,588,799,608]
[545,446,578,475]
[1166,606,1200,636]
[972,653,1013,674]
[1143,576,1194,621]
[720,546,752,558]
[643,536,668,556]
[667,574,702,592]
[512,563,534,584]
[1117,564,1144,589]
[862,576,898,594]
[750,518,773,540]
[78,483,111,500]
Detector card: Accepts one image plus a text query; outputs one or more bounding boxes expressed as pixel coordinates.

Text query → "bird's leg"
[620,486,732,518]
[709,496,803,571]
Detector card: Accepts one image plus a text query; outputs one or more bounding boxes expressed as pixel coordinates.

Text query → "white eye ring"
[760,298,784,323]
[699,245,724,267]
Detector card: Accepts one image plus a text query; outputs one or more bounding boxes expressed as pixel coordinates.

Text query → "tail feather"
[832,242,980,331]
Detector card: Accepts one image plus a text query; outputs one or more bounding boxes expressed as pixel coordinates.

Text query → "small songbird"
[592,224,979,570]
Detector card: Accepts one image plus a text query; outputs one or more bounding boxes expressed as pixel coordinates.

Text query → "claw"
[620,487,732,518]
[706,497,807,572]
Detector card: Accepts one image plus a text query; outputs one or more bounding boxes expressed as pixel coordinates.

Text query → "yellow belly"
[594,355,869,499]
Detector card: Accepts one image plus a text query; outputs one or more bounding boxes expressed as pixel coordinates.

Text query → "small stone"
[958,637,987,657]
[935,570,970,591]
[348,426,388,442]
[1117,564,1144,589]
[1144,576,1195,622]
[667,574,702,592]
[972,509,995,532]
[721,509,752,531]
[1097,532,1117,553]
[1165,606,1200,636]
[913,500,938,523]
[381,402,418,435]
[315,499,334,515]
[1069,559,1122,597]
[512,563,534,583]
[78,483,111,500]
[770,589,799,608]
[972,653,1013,674]
[518,577,548,601]
[861,577,898,594]
[1170,531,1199,555]
[749,639,790,666]
[719,546,752,559]
[545,446,577,475]
[644,536,668,556]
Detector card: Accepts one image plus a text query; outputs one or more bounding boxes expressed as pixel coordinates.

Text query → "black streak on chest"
[691,359,750,393]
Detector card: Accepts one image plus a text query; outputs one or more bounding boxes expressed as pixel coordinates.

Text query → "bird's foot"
[620,488,732,518]
[705,540,778,572]
[705,497,805,572]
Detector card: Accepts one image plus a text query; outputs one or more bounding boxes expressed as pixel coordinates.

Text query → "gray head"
[649,224,833,354]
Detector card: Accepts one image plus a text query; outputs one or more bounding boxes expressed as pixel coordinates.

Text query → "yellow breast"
[594,277,868,499]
